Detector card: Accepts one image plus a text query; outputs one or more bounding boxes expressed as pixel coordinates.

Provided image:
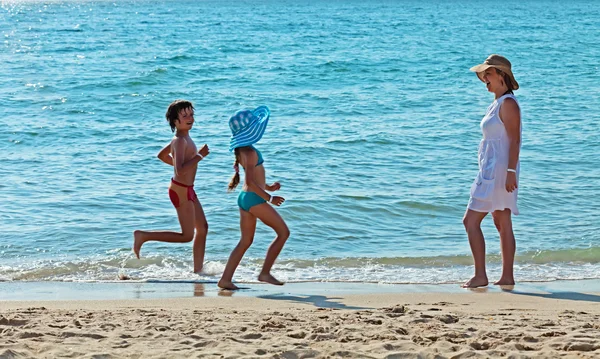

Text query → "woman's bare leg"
[492,209,516,285]
[462,209,489,288]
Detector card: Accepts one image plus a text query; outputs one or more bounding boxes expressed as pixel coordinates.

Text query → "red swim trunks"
[168,179,198,208]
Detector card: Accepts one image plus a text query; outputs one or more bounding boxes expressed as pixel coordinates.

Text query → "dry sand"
[1,291,600,358]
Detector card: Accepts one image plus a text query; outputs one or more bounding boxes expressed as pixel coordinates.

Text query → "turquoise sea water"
[1,0,599,285]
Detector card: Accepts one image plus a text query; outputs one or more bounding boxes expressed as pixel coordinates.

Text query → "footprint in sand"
[0,317,28,326]
[241,333,262,340]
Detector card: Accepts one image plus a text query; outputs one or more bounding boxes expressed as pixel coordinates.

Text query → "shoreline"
[2,278,600,302]
[1,285,599,358]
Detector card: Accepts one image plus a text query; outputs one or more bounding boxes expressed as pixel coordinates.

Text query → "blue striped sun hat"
[228,105,270,152]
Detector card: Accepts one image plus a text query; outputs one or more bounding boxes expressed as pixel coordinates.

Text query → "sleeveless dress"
[468,94,521,215]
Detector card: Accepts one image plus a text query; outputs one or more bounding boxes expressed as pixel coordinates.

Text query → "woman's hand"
[266,182,281,192]
[506,172,518,192]
[269,196,285,206]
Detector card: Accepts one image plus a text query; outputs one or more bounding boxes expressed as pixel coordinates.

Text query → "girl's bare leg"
[218,209,257,290]
[133,200,195,259]
[492,209,516,285]
[249,203,290,285]
[192,201,209,273]
[462,209,489,288]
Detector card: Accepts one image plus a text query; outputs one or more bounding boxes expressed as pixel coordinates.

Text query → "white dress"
[468,94,521,215]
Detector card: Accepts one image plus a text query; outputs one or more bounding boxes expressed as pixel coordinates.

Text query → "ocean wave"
[1,0,599,292]
[2,247,599,284]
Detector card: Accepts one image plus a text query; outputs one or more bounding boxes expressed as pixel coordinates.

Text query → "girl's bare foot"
[258,273,284,286]
[218,280,240,290]
[462,275,488,288]
[494,278,515,285]
[133,231,145,259]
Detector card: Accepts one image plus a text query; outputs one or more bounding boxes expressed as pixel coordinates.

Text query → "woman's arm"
[500,98,521,193]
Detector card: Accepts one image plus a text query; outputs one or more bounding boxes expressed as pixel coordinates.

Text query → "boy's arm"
[172,138,203,176]
[157,143,174,166]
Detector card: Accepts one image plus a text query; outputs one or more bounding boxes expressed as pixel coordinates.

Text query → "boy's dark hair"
[165,100,194,132]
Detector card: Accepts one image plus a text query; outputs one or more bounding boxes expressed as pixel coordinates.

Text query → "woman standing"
[463,54,522,288]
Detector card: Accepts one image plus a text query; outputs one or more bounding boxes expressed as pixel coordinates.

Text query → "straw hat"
[228,105,270,152]
[470,54,519,90]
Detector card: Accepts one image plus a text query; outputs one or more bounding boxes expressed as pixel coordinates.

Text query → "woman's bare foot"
[258,273,284,286]
[218,280,240,290]
[462,275,488,288]
[133,231,145,259]
[494,278,515,285]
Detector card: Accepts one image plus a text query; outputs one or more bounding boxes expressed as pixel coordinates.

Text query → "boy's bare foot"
[462,275,488,288]
[494,278,515,285]
[193,267,203,274]
[258,273,284,286]
[218,280,240,290]
[133,231,144,259]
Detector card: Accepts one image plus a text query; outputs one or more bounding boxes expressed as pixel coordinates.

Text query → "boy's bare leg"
[133,200,196,259]
[218,209,257,290]
[250,203,290,286]
[192,200,208,273]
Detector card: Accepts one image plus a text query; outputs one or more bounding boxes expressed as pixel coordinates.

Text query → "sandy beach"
[1,283,599,358]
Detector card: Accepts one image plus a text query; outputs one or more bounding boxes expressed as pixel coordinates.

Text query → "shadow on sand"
[258,294,373,310]
[503,288,600,303]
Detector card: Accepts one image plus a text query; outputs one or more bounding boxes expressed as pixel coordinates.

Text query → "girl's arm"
[241,150,271,201]
[157,143,174,166]
[265,182,281,192]
[241,150,283,206]
[500,98,521,193]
